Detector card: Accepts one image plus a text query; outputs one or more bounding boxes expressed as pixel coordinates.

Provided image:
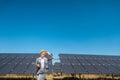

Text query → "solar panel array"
[0,54,52,74]
[53,54,120,74]
[1,54,120,74]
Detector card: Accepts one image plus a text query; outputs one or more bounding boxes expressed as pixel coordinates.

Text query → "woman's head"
[40,50,47,57]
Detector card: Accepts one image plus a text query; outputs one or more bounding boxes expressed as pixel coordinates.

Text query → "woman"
[35,50,50,80]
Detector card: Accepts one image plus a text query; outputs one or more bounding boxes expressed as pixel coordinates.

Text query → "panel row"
[58,54,120,74]
[0,54,53,74]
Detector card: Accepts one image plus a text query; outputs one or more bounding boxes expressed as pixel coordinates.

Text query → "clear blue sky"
[0,0,120,58]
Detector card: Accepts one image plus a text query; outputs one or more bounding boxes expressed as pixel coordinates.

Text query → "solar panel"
[59,54,120,74]
[61,64,75,73]
[73,64,88,74]
[53,62,61,72]
[0,54,53,74]
[25,64,35,73]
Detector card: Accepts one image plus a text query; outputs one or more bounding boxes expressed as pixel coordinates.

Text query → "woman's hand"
[36,64,40,68]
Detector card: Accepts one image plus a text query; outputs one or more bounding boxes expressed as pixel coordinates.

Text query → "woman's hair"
[40,50,47,55]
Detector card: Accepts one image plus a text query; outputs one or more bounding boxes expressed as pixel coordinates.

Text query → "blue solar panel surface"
[1,54,120,74]
[58,54,120,74]
[0,54,52,74]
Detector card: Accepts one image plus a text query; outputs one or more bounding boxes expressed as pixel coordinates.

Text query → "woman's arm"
[35,58,40,69]
[47,51,53,61]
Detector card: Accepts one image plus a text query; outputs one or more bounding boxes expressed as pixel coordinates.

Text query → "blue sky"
[0,0,120,58]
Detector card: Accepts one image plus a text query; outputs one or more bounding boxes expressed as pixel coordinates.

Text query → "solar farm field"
[0,54,120,80]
